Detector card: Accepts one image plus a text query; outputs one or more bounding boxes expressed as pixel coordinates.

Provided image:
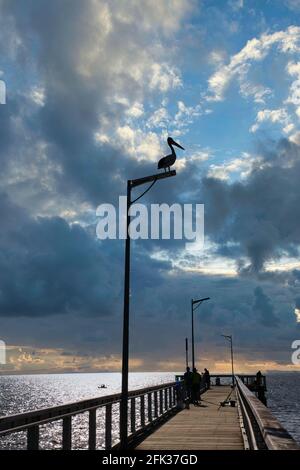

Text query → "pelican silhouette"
[157,137,184,172]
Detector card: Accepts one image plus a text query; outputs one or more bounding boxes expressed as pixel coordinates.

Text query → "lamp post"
[191,297,210,370]
[221,334,234,387]
[120,170,176,449]
[185,337,189,369]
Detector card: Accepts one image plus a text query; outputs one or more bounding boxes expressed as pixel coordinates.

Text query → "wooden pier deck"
[137,386,245,450]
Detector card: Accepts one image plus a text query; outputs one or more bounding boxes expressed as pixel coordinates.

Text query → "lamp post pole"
[191,297,210,370]
[120,170,176,449]
[230,336,234,387]
[185,337,189,369]
[120,180,131,450]
[221,334,234,387]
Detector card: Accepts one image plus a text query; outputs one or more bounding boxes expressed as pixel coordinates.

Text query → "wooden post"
[89,409,97,450]
[106,404,112,450]
[62,416,72,450]
[164,388,168,410]
[140,395,145,427]
[169,387,172,407]
[154,391,158,418]
[130,398,136,434]
[147,393,152,422]
[159,389,163,415]
[27,425,39,450]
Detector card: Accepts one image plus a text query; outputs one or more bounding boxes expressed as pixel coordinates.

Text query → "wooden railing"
[235,376,299,450]
[2,375,298,451]
[175,373,266,389]
[0,382,177,450]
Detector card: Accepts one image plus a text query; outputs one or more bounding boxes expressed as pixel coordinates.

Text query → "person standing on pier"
[203,368,211,390]
[183,367,193,406]
[256,370,262,387]
[191,367,202,406]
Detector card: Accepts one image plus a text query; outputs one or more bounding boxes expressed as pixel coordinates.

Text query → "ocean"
[0,372,299,449]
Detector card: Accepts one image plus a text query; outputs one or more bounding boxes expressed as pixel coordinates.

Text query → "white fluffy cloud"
[250,108,294,134]
[207,26,300,102]
[207,152,260,180]
[116,125,162,162]
[286,61,300,117]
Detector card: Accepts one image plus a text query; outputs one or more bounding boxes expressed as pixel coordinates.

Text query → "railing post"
[154,391,158,418]
[169,387,172,408]
[164,388,168,410]
[172,386,176,406]
[89,409,97,450]
[62,416,72,450]
[147,393,152,422]
[140,395,145,427]
[106,403,112,450]
[27,425,39,450]
[130,398,136,434]
[159,389,163,415]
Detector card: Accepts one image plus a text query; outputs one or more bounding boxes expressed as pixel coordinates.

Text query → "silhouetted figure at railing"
[256,370,262,386]
[191,367,202,406]
[183,366,193,408]
[203,368,211,390]
[157,137,184,172]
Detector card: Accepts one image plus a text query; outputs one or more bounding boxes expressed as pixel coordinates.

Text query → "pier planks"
[137,386,244,450]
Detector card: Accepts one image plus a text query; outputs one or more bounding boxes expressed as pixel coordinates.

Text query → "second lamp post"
[191,297,210,370]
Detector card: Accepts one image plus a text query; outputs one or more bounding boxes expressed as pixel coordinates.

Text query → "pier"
[0,374,299,450]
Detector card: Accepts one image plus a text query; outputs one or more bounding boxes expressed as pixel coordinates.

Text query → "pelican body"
[157,137,184,171]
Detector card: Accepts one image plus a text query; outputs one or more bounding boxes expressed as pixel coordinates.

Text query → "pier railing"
[0,382,177,450]
[235,376,299,450]
[1,375,299,451]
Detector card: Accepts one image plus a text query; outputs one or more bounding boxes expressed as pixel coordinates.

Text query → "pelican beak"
[172,140,184,150]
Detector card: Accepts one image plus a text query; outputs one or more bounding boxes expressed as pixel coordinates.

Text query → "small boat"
[98,384,107,389]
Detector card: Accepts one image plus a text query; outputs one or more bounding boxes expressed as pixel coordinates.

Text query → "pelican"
[157,137,184,172]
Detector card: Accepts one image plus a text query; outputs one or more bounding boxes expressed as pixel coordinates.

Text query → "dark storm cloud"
[0,192,123,317]
[0,191,297,365]
[253,286,279,327]
[202,139,300,272]
[0,191,176,319]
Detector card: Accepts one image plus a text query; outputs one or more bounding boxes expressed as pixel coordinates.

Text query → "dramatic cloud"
[202,139,300,273]
[0,193,122,317]
[1,0,300,372]
[0,0,190,214]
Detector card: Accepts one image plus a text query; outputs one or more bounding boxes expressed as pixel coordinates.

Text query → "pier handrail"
[0,381,177,450]
[235,376,299,450]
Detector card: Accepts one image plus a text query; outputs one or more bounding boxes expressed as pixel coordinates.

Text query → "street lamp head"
[192,297,210,305]
[221,334,232,341]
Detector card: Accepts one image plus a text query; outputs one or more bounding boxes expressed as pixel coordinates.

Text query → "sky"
[0,0,300,374]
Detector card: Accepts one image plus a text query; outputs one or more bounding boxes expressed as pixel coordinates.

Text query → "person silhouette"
[183,366,193,406]
[204,368,210,390]
[191,367,201,406]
